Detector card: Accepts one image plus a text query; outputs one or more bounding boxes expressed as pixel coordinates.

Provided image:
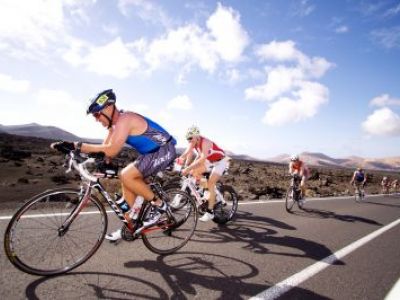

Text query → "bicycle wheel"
[4,188,107,276]
[285,186,296,213]
[142,189,197,255]
[213,184,238,224]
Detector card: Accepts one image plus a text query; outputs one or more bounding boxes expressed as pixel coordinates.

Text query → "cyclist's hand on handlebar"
[51,141,75,154]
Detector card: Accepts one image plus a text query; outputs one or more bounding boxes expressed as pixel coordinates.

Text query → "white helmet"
[290,154,299,161]
[186,125,200,140]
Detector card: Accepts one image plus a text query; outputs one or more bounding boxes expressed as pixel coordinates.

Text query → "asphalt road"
[0,194,399,300]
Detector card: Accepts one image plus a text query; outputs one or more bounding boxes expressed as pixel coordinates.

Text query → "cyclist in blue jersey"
[51,89,176,241]
[350,167,367,196]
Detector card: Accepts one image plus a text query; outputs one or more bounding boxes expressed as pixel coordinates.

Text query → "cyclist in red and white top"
[179,125,229,222]
[289,154,310,204]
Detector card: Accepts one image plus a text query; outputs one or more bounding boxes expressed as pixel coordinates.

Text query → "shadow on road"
[295,208,382,226]
[125,251,331,300]
[364,201,400,209]
[25,271,169,299]
[126,251,263,299]
[190,211,341,263]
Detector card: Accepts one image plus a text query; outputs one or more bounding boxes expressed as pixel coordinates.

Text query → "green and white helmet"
[186,125,200,139]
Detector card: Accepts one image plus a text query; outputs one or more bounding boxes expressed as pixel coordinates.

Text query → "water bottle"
[130,196,144,220]
[116,196,130,213]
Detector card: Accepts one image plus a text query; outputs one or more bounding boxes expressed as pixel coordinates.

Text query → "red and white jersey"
[195,136,225,162]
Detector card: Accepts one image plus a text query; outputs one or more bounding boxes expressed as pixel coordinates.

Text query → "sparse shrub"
[17,178,29,184]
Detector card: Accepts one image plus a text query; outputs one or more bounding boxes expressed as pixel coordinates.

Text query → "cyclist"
[178,125,228,222]
[381,176,390,194]
[391,179,398,193]
[288,154,310,205]
[51,89,176,241]
[350,167,367,197]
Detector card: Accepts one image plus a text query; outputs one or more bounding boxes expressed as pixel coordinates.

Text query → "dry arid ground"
[0,133,399,210]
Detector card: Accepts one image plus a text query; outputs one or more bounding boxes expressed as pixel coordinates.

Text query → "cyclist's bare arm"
[288,162,296,175]
[78,115,132,157]
[185,139,212,172]
[180,142,195,161]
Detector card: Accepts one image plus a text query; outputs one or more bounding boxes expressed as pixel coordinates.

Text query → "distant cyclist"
[51,89,176,242]
[391,179,398,193]
[381,176,390,194]
[350,167,367,196]
[178,126,228,222]
[288,154,310,205]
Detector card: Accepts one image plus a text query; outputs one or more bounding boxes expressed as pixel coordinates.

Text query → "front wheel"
[142,189,197,255]
[213,185,238,224]
[4,188,107,276]
[285,186,296,213]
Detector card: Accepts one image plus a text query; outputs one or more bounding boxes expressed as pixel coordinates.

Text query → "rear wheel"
[285,186,296,213]
[142,189,197,255]
[213,184,238,224]
[4,188,107,276]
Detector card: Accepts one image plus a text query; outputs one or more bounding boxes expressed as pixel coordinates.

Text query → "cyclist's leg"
[120,163,157,205]
[300,176,307,199]
[191,162,207,183]
[207,159,227,209]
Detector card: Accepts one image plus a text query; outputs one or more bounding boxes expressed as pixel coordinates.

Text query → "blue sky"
[0,0,399,160]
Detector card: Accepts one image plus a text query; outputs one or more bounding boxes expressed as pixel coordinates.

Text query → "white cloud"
[35,89,80,109]
[370,94,400,107]
[0,0,64,50]
[0,0,95,60]
[224,68,241,84]
[262,81,329,125]
[383,3,400,18]
[118,0,173,28]
[335,25,349,33]
[130,104,150,114]
[206,3,249,62]
[246,40,333,126]
[144,3,249,75]
[167,95,193,110]
[362,107,400,136]
[63,37,141,78]
[255,40,304,63]
[371,26,400,49]
[0,73,31,93]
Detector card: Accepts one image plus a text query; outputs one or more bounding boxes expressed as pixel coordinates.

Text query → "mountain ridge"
[1,123,398,171]
[268,152,400,171]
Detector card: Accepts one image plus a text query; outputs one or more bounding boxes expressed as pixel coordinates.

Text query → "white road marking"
[0,194,395,221]
[385,277,400,300]
[0,210,116,221]
[250,217,400,300]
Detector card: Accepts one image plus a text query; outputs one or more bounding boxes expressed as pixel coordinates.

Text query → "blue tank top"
[125,116,176,155]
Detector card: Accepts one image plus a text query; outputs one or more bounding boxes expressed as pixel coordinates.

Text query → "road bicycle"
[4,150,197,276]
[285,174,304,212]
[353,183,365,202]
[165,171,238,224]
[381,184,390,195]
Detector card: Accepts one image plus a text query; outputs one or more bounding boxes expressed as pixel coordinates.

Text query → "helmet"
[87,89,116,114]
[186,125,200,140]
[290,154,299,161]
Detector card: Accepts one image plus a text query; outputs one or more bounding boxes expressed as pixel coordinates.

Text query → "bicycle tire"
[4,188,107,276]
[213,184,238,224]
[285,186,296,213]
[142,189,197,255]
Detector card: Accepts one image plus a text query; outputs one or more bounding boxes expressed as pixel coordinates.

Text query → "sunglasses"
[187,137,193,142]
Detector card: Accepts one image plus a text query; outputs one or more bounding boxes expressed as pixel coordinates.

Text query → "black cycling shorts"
[134,141,176,178]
